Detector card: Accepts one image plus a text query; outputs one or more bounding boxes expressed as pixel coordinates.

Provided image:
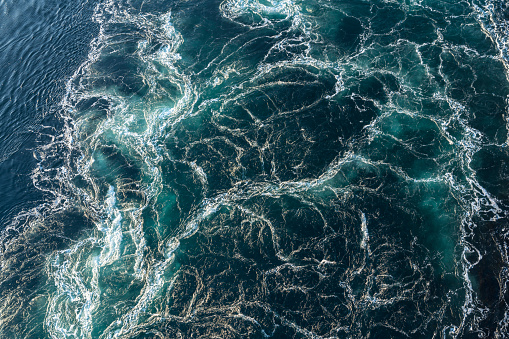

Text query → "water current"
[1,0,509,337]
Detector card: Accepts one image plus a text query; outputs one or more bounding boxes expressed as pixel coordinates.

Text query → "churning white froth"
[0,0,502,337]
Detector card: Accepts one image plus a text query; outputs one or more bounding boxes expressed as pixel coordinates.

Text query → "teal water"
[1,0,509,337]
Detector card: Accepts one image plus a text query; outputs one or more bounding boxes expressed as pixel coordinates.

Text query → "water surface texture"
[1,0,509,338]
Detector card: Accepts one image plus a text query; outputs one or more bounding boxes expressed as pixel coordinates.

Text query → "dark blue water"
[1,0,509,338]
[0,0,98,223]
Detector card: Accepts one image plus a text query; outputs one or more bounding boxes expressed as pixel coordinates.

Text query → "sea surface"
[1,0,509,338]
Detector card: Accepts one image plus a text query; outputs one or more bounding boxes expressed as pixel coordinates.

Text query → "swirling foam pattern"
[1,0,509,337]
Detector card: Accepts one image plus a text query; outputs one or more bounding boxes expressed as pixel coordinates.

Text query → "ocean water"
[1,0,509,337]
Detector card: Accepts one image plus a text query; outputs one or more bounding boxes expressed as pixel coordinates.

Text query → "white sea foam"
[360,212,370,256]
[1,0,507,337]
[41,2,201,337]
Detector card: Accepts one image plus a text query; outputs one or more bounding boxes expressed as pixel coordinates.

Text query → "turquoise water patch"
[1,0,509,337]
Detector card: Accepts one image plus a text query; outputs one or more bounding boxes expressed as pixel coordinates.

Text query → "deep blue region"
[0,0,99,226]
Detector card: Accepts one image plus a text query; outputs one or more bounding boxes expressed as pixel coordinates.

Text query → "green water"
[1,0,509,337]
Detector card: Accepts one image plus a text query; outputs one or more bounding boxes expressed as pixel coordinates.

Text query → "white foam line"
[8,0,507,337]
[472,1,509,79]
[40,3,202,337]
[360,212,371,257]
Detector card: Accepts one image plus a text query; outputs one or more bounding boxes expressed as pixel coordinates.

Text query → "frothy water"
[1,0,509,337]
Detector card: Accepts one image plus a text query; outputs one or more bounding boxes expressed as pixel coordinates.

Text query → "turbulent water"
[1,0,509,337]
